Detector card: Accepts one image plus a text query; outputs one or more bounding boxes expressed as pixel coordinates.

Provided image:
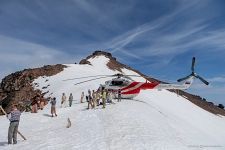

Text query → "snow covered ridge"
[0,50,225,116]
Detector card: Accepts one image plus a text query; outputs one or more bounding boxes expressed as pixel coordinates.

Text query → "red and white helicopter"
[64,57,209,99]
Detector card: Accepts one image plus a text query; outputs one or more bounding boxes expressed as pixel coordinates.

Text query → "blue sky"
[0,0,225,105]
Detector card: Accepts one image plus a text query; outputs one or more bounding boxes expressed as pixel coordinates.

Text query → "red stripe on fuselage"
[121,82,140,91]
[122,82,159,91]
[139,82,159,89]
[121,82,159,95]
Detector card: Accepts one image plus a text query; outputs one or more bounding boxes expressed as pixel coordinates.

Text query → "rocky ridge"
[0,64,65,114]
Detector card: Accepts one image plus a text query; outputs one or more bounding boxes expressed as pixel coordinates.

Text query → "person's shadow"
[43,114,52,117]
[0,142,8,146]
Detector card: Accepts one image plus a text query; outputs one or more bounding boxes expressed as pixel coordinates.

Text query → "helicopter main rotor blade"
[177,74,192,82]
[63,75,112,81]
[123,76,134,81]
[74,76,111,85]
[191,57,195,72]
[125,75,142,77]
[195,75,209,85]
[64,73,143,81]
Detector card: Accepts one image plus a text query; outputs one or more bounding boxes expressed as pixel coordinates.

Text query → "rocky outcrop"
[0,64,66,114]
[79,50,117,66]
[79,50,124,72]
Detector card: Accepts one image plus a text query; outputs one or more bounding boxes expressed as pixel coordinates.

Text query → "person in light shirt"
[7,104,21,144]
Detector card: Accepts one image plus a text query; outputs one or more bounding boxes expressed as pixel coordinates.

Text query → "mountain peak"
[79,50,116,65]
[79,50,125,72]
[92,50,114,58]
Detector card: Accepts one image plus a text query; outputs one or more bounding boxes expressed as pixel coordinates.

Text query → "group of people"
[5,88,122,145]
[49,88,122,116]
[59,88,122,110]
[86,89,115,109]
[60,93,74,108]
[49,92,74,117]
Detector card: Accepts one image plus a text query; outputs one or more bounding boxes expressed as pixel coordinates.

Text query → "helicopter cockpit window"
[111,80,124,86]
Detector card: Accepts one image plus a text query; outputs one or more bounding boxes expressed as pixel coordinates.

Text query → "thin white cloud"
[119,49,143,60]
[208,77,225,83]
[106,0,225,63]
[0,35,82,80]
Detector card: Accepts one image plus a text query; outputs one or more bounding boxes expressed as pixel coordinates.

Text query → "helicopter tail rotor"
[177,57,209,85]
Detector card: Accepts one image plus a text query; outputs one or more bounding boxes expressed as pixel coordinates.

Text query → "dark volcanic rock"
[0,64,66,114]
[79,59,91,65]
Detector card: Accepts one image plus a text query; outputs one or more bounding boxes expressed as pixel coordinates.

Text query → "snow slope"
[0,55,225,150]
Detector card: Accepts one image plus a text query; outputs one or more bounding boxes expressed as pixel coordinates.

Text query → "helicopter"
[63,57,209,99]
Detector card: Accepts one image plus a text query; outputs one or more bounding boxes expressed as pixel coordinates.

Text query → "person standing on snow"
[61,93,67,108]
[69,93,73,107]
[107,91,113,104]
[102,89,107,108]
[87,90,93,109]
[7,104,21,144]
[92,90,96,108]
[80,92,84,103]
[117,89,122,102]
[96,91,101,106]
[50,97,57,117]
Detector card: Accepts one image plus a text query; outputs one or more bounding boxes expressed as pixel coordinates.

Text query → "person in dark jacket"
[68,93,73,107]
[7,105,21,144]
[87,94,93,109]
[117,89,122,102]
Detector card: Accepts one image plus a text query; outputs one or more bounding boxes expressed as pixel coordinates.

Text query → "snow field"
[1,55,225,150]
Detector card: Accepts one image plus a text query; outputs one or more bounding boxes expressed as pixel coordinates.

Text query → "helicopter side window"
[111,80,123,86]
